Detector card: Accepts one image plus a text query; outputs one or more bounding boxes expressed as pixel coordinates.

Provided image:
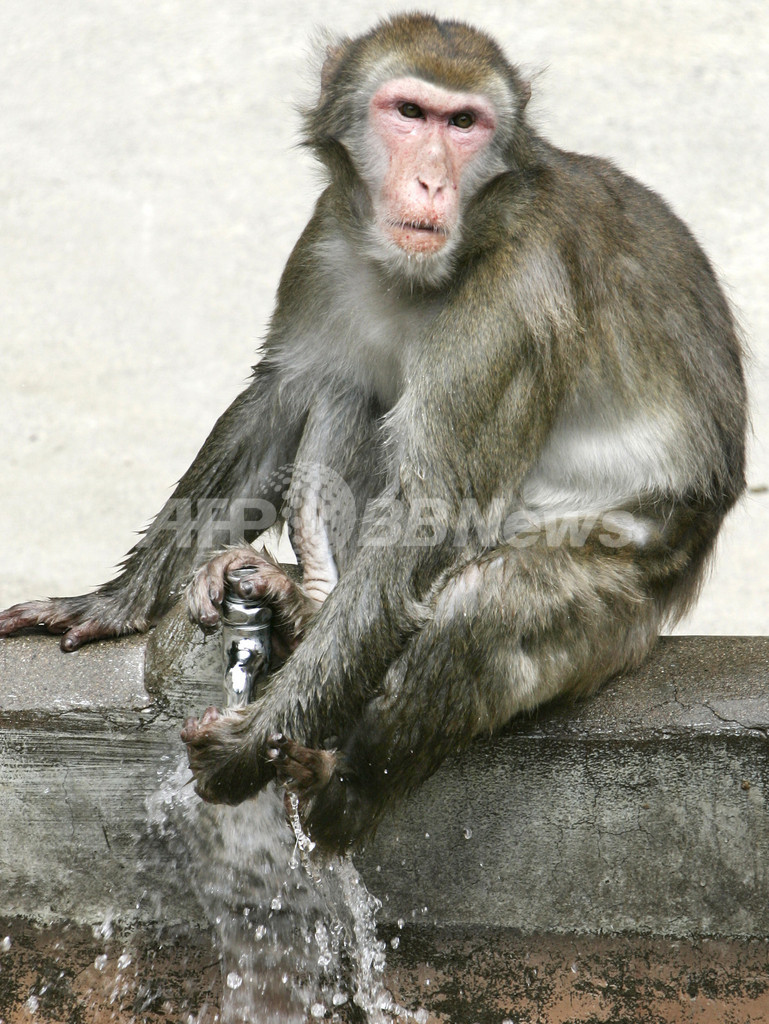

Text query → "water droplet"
[117,953,132,970]
[271,896,283,911]
[463,827,473,840]
[94,954,108,971]
[397,918,405,929]
[390,936,400,949]
[310,1002,325,1018]
[26,994,40,1013]
[332,992,348,1006]
[226,971,243,990]
[0,936,11,952]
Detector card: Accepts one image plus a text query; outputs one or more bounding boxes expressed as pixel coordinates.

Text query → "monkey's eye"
[450,111,476,130]
[398,102,423,119]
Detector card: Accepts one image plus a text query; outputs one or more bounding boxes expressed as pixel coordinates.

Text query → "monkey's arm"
[0,203,346,651]
[0,369,304,650]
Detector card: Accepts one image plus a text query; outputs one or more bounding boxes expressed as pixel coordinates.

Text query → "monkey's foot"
[267,734,370,853]
[181,705,270,805]
[267,733,338,795]
[0,597,141,651]
[186,548,318,660]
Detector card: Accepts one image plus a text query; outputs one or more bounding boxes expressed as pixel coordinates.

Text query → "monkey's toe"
[59,619,116,651]
[0,604,45,637]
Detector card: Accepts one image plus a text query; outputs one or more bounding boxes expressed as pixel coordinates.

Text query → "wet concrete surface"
[1,917,768,1024]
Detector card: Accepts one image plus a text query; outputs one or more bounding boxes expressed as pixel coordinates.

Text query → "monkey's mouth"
[387,219,448,254]
[404,219,442,232]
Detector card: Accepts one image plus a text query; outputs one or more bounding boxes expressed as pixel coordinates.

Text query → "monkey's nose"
[417,175,446,199]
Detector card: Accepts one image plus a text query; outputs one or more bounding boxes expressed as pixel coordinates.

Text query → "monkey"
[0,14,747,853]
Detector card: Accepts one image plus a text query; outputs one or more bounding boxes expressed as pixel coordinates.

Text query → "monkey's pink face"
[368,78,498,255]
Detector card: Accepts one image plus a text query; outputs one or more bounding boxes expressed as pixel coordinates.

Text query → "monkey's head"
[304,13,531,287]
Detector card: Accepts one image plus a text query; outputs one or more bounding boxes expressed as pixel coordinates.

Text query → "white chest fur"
[307,237,444,408]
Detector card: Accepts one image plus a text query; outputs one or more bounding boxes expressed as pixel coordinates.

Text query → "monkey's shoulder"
[527,142,707,255]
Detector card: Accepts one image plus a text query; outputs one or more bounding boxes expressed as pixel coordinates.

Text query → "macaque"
[0,15,747,852]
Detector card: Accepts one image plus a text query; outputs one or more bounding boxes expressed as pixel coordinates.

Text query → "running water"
[146,758,428,1023]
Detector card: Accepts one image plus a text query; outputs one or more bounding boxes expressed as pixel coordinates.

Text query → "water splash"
[147,758,320,1022]
[287,794,428,1024]
[146,759,427,1023]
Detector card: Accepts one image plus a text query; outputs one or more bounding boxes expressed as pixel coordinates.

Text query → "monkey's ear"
[320,40,349,93]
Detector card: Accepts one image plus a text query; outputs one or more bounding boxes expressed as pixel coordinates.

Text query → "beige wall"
[1,0,766,632]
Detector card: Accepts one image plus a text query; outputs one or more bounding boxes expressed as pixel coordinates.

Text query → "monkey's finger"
[267,734,304,783]
[186,571,222,628]
[186,549,264,627]
[59,619,118,651]
[267,734,337,794]
[200,705,222,726]
[180,716,199,744]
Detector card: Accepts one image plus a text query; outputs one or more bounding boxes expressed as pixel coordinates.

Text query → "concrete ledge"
[359,636,769,937]
[0,616,767,937]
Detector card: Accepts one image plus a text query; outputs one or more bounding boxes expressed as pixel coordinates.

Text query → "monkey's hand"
[187,547,320,663]
[268,733,372,853]
[181,705,274,805]
[0,596,145,652]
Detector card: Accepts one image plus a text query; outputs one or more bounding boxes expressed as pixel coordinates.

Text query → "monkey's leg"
[184,385,381,632]
[271,540,664,852]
